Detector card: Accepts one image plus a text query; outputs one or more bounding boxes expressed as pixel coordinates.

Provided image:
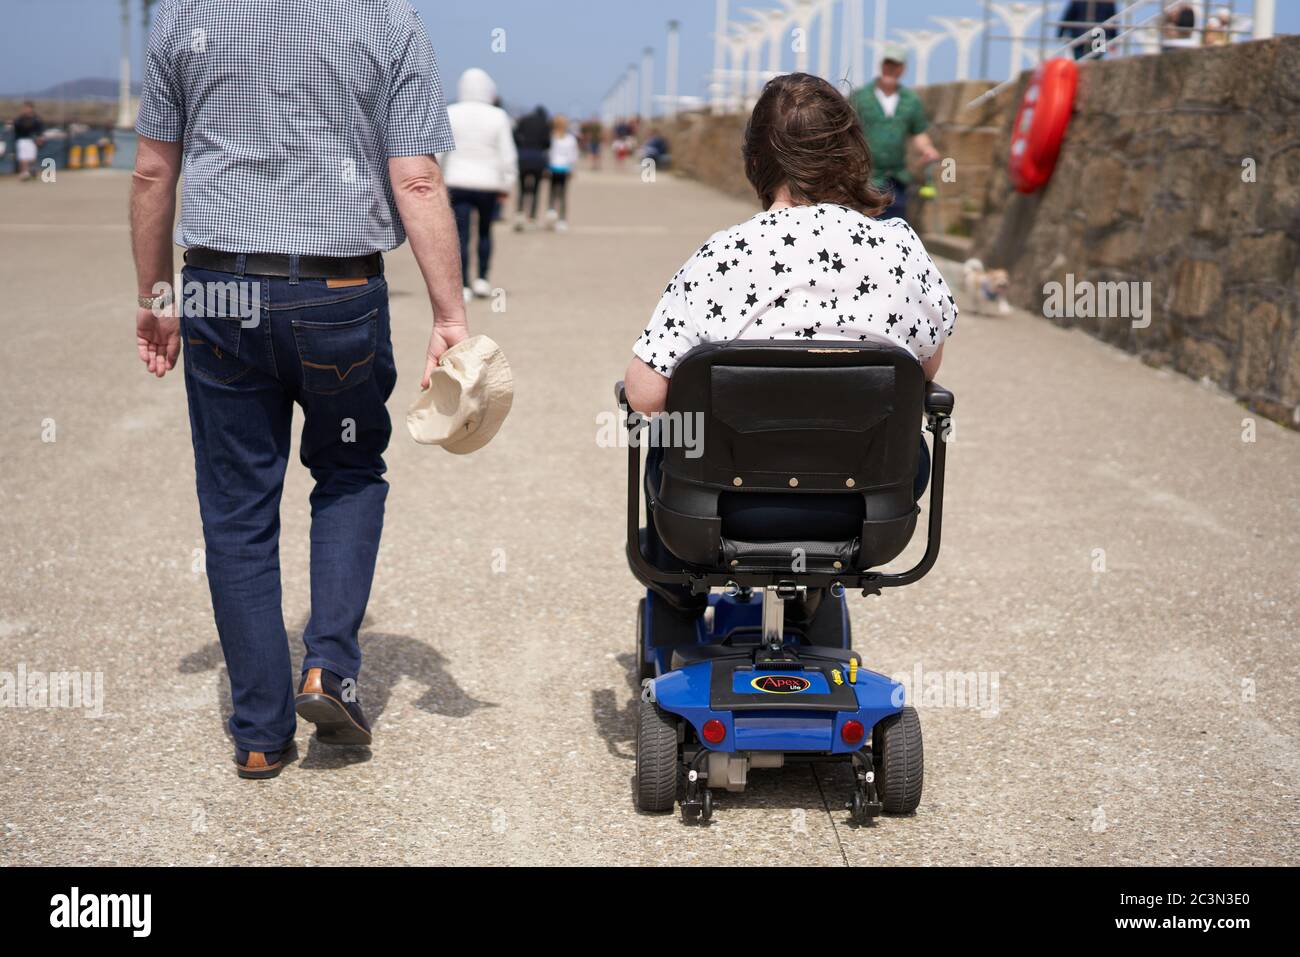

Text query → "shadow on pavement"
[180,620,496,768]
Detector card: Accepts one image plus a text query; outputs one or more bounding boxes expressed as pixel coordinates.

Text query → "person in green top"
[849,43,941,223]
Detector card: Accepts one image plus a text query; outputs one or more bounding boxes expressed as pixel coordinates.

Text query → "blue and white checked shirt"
[136,0,456,256]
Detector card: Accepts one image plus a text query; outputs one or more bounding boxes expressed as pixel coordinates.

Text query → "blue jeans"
[180,263,396,752]
[880,175,909,222]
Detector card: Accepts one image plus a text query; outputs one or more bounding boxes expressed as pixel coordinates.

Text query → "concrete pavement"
[0,166,1297,865]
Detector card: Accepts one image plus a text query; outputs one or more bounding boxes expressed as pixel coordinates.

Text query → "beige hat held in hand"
[406,335,514,454]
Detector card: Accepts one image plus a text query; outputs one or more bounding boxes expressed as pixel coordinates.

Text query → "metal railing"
[968,1,1260,109]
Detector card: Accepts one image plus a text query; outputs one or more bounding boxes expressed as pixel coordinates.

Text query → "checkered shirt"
[136,0,455,256]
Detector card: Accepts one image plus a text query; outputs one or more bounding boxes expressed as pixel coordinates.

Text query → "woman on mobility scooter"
[619,73,957,822]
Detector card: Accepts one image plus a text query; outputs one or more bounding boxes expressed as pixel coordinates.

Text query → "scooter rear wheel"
[635,697,680,812]
[873,706,924,814]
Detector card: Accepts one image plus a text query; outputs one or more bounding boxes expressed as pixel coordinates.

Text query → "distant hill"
[6,78,140,101]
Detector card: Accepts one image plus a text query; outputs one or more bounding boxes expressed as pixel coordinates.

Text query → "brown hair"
[743,73,889,216]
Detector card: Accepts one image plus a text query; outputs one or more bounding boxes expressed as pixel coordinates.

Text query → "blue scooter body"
[642,591,905,755]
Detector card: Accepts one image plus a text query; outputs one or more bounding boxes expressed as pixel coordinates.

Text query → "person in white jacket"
[545,115,581,232]
[441,68,517,301]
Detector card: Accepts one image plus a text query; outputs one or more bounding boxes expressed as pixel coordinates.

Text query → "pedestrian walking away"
[546,115,579,231]
[442,67,517,301]
[128,0,468,779]
[13,101,45,181]
[513,105,551,230]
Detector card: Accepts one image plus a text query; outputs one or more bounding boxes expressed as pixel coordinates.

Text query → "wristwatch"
[137,290,174,310]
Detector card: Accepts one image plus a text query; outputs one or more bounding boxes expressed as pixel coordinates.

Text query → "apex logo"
[751,675,812,694]
[49,887,151,937]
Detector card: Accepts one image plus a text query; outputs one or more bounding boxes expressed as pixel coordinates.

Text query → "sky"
[0,0,1294,117]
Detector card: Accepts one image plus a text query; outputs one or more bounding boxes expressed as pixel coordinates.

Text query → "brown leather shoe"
[234,743,296,780]
[295,668,373,746]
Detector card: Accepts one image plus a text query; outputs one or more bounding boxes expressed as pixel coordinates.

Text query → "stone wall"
[662,112,754,207]
[970,37,1300,427]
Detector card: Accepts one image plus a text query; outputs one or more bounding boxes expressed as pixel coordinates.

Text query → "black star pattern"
[633,204,957,376]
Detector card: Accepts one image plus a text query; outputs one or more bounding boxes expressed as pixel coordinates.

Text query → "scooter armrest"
[925,381,954,416]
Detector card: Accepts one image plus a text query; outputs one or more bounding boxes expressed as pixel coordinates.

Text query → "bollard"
[84,144,100,169]
[68,144,83,170]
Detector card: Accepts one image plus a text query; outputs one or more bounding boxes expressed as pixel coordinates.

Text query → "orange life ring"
[1008,58,1078,194]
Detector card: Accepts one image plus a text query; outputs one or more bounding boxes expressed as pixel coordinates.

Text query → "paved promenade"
[1,167,1296,865]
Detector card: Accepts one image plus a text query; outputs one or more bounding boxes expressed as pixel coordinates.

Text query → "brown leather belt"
[184,248,383,279]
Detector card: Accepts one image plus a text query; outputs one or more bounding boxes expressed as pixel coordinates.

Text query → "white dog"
[963,258,1012,316]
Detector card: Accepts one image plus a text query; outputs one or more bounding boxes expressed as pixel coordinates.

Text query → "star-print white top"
[634,204,957,376]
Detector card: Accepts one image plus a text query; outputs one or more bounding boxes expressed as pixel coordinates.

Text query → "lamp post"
[726,31,749,112]
[625,64,639,121]
[780,0,819,75]
[641,47,654,120]
[745,21,767,106]
[116,0,133,129]
[986,2,1043,81]
[1254,0,1275,39]
[666,20,681,120]
[711,0,729,114]
[893,29,946,88]
[817,0,836,80]
[931,16,984,82]
[744,7,791,79]
[869,0,887,78]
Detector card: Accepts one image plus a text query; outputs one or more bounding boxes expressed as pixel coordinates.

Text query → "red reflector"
[701,719,726,744]
[841,720,865,746]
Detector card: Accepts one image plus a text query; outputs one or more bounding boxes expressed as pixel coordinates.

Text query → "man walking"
[849,44,941,223]
[130,0,466,778]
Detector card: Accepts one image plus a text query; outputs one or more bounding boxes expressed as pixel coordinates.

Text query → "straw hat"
[405,335,513,454]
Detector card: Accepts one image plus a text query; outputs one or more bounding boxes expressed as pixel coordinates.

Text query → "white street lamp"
[893,28,946,87]
[931,16,984,82]
[985,2,1043,81]
[726,30,750,112]
[780,0,819,75]
[666,20,681,120]
[744,7,792,79]
[641,48,654,119]
[711,0,729,114]
[745,21,767,105]
[869,0,887,79]
[817,0,836,80]
[1254,0,1275,39]
[116,0,133,129]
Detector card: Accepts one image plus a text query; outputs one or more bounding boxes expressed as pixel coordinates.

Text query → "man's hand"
[914,132,942,167]
[136,306,180,378]
[421,320,469,390]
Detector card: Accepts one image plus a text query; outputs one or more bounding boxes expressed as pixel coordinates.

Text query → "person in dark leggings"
[513,106,551,230]
[449,188,497,293]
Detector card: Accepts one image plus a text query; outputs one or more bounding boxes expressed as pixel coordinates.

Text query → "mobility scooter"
[618,337,953,823]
